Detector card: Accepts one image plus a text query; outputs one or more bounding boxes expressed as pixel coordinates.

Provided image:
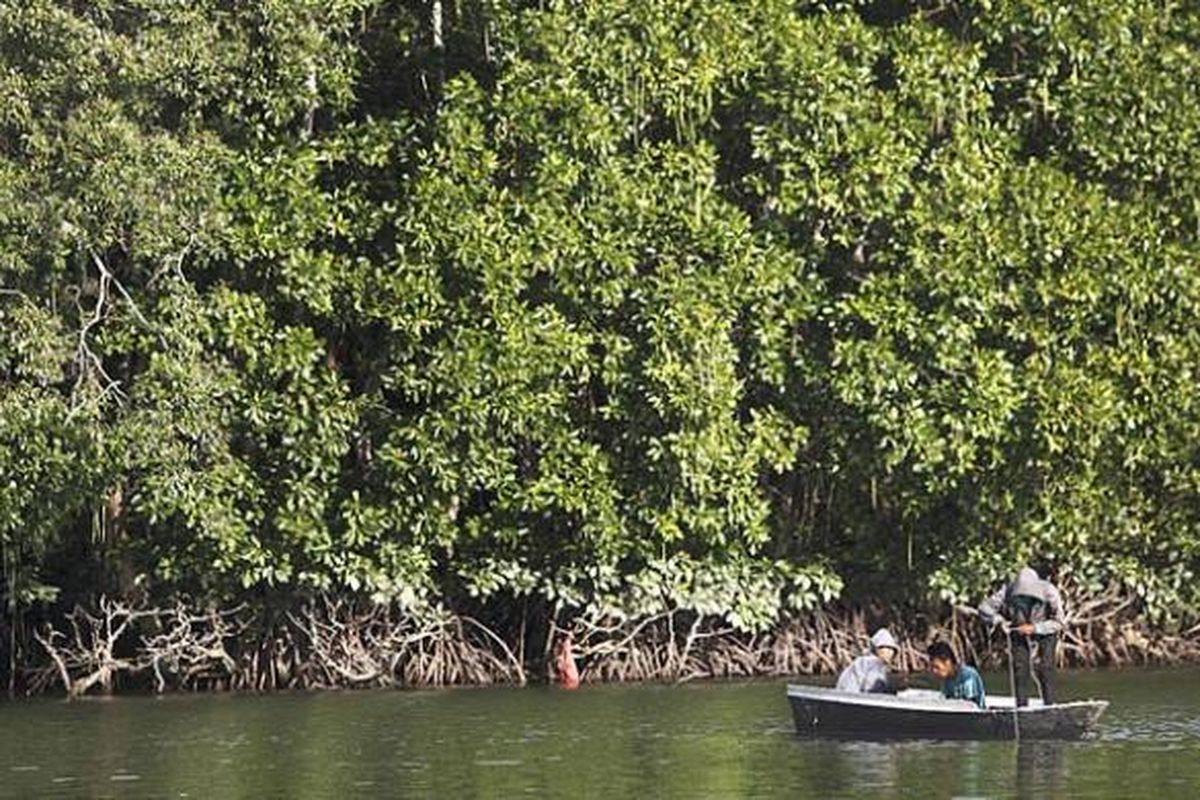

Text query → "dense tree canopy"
[2,0,1199,645]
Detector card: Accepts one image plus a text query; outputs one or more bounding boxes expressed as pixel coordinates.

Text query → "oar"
[955,605,1020,742]
[1003,622,1021,743]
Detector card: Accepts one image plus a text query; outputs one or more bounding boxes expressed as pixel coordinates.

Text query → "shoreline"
[9,593,1200,699]
[6,661,1200,705]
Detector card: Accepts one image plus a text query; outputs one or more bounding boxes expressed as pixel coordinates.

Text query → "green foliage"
[1,0,1199,633]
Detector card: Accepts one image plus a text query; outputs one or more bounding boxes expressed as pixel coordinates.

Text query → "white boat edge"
[786,684,1108,714]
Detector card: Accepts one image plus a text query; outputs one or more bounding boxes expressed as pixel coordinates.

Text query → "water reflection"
[0,670,1198,798]
[1015,741,1067,800]
[795,738,1074,799]
[786,741,904,794]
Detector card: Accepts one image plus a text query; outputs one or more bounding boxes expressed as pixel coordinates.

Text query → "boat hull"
[787,686,1107,741]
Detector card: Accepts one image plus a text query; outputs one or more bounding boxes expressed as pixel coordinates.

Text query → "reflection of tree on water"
[796,740,991,796]
[1015,741,1068,800]
[790,738,1074,798]
[794,741,902,794]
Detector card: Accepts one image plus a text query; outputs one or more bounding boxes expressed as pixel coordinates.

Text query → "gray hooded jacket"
[835,628,897,693]
[978,567,1065,636]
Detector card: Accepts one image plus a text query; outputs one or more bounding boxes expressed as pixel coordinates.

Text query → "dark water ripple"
[1102,708,1200,743]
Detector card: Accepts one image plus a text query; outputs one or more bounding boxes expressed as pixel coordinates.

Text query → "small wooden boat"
[787,685,1108,740]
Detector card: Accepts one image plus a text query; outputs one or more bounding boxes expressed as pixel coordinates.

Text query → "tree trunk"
[430,0,445,99]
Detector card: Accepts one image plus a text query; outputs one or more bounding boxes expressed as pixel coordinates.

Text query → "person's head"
[870,628,898,664]
[1011,566,1046,602]
[927,641,958,680]
[1030,555,1058,584]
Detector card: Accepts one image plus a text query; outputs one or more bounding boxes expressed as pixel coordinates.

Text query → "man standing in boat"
[978,565,1065,706]
[836,628,900,693]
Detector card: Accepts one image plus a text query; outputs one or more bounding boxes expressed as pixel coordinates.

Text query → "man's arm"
[978,585,1008,626]
[836,658,863,692]
[1035,582,1066,636]
[863,658,891,693]
[969,671,987,709]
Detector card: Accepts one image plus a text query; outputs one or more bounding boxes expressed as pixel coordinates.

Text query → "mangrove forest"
[1,0,1199,695]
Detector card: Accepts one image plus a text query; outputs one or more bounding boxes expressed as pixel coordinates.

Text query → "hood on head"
[870,628,898,653]
[1011,566,1046,601]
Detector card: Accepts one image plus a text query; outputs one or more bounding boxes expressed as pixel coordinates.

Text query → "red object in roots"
[555,634,580,690]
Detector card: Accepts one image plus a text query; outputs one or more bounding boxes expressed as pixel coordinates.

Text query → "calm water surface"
[1,668,1197,798]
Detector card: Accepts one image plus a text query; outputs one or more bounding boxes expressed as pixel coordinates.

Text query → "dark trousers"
[1011,632,1057,706]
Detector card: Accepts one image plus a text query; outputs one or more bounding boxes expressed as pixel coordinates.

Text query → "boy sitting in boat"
[928,641,986,708]
[835,628,900,693]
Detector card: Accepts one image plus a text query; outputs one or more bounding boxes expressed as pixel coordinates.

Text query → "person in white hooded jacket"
[836,628,900,693]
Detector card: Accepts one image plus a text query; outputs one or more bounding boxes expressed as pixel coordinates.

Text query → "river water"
[0,667,1197,798]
